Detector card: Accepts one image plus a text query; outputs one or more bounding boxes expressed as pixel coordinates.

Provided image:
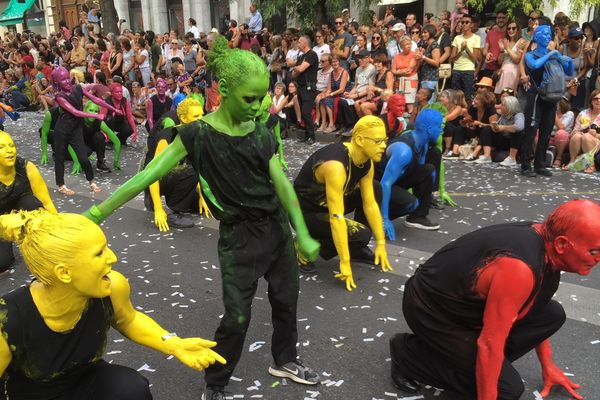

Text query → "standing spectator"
[312,31,331,65]
[392,36,418,114]
[165,39,184,76]
[187,18,200,39]
[431,17,451,65]
[522,10,542,41]
[134,38,151,86]
[387,23,406,59]
[481,11,507,79]
[59,20,71,41]
[495,21,525,95]
[562,27,588,113]
[97,39,111,80]
[232,24,259,50]
[268,35,285,88]
[292,35,319,144]
[248,4,262,33]
[405,13,417,32]
[120,38,135,83]
[321,23,334,44]
[416,25,440,102]
[332,16,354,70]
[109,40,123,79]
[383,6,395,25]
[146,31,164,78]
[78,11,89,37]
[370,32,387,58]
[349,34,368,80]
[450,14,480,102]
[87,6,100,34]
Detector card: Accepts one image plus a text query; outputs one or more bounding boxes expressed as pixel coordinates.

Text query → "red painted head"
[387,93,406,134]
[109,83,123,102]
[156,79,168,96]
[51,66,73,93]
[542,199,600,275]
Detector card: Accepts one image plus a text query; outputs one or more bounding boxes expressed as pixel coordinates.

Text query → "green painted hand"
[440,191,457,207]
[296,234,320,262]
[40,152,48,165]
[71,162,81,175]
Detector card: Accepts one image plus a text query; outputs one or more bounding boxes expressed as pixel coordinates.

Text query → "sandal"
[89,182,102,193]
[552,160,562,169]
[584,166,596,174]
[562,164,572,171]
[58,185,75,196]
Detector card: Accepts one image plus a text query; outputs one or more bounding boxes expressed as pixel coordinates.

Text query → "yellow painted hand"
[375,244,393,272]
[335,259,357,291]
[172,337,227,371]
[154,208,170,232]
[199,196,213,219]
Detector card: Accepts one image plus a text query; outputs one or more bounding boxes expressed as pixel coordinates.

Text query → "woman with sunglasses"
[370,32,388,58]
[564,90,600,173]
[415,25,440,102]
[561,27,589,112]
[495,21,525,95]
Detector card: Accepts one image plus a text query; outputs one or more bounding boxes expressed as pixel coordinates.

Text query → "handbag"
[439,63,452,79]
[270,62,282,73]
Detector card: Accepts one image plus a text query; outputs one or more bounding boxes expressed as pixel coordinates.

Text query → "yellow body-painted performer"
[294,115,392,291]
[146,97,212,232]
[0,210,225,399]
[0,130,56,272]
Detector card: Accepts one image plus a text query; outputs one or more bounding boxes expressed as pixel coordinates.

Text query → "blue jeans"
[10,91,30,109]
[420,80,438,103]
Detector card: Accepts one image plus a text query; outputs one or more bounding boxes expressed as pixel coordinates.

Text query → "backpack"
[528,51,566,103]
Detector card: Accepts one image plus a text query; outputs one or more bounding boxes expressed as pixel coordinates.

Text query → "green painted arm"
[40,111,52,165]
[69,146,80,175]
[273,120,287,170]
[83,136,188,224]
[427,103,457,207]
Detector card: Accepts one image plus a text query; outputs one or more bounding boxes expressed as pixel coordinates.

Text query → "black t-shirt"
[0,286,113,398]
[295,50,319,88]
[177,120,280,223]
[294,143,371,213]
[468,106,496,124]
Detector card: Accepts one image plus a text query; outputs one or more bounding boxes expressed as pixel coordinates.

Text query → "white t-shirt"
[139,49,150,69]
[312,44,331,58]
[188,25,200,39]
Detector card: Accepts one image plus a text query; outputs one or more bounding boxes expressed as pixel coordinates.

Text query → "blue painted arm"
[380,142,412,241]
[524,50,557,70]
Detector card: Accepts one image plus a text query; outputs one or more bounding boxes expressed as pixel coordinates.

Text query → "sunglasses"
[335,21,344,25]
[593,97,600,101]
[360,31,367,34]
[507,27,517,31]
[502,88,514,94]
[373,36,381,40]
[411,31,421,34]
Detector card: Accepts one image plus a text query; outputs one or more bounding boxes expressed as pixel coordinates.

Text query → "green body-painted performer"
[256,94,287,170]
[83,36,321,399]
[40,102,122,174]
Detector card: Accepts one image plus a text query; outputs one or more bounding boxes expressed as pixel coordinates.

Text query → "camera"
[591,124,599,132]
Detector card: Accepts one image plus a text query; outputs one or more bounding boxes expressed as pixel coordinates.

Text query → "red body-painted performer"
[105,83,138,144]
[389,199,600,400]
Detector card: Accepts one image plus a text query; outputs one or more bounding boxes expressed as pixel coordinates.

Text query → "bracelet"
[161,332,178,341]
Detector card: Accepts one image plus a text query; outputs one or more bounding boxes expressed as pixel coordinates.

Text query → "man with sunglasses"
[481,11,507,79]
[522,10,542,41]
[450,14,481,102]
[294,116,392,291]
[332,17,354,70]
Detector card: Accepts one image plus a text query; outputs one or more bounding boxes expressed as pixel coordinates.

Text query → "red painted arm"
[474,257,535,400]
[146,99,154,130]
[56,96,104,120]
[83,87,122,115]
[124,100,138,142]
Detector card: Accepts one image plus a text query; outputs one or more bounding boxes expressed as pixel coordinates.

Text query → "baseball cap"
[112,76,123,84]
[392,22,406,32]
[342,8,349,13]
[356,49,370,58]
[569,27,585,39]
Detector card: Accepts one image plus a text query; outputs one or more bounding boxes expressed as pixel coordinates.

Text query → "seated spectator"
[551,97,575,168]
[358,53,394,117]
[33,76,54,113]
[474,76,494,94]
[5,68,32,110]
[440,89,468,158]
[564,90,600,173]
[409,88,432,125]
[271,82,288,135]
[478,95,524,166]
[461,91,498,162]
[315,54,333,132]
[131,81,148,124]
[173,59,193,91]
[283,81,301,130]
[319,55,350,133]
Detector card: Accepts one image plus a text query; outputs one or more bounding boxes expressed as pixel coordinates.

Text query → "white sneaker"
[464,154,477,162]
[500,156,517,166]
[475,156,492,164]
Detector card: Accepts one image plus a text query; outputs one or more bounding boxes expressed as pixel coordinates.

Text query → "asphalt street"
[1,112,599,400]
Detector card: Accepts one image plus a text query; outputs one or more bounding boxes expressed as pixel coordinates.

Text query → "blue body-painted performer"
[376,109,443,240]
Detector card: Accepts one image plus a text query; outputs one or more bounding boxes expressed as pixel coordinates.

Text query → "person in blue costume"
[377,108,444,240]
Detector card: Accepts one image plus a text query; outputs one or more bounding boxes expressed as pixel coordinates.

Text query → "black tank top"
[0,157,33,214]
[407,222,561,329]
[106,97,127,123]
[375,132,419,181]
[294,143,372,213]
[0,286,114,399]
[145,110,180,168]
[55,85,84,135]
[82,118,102,140]
[150,95,173,124]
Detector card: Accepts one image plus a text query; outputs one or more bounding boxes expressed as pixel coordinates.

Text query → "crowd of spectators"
[0,1,599,173]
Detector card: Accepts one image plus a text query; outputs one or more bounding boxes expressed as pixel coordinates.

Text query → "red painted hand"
[539,363,582,399]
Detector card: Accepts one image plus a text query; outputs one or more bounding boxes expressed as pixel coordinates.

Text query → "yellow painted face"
[359,127,387,162]
[67,225,117,298]
[179,105,204,124]
[0,133,17,169]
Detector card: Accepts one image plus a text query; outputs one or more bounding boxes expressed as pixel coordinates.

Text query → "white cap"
[392,22,406,32]
[210,27,219,33]
[342,8,349,13]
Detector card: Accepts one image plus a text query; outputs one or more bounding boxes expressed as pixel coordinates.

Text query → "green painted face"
[220,73,269,124]
[84,102,100,124]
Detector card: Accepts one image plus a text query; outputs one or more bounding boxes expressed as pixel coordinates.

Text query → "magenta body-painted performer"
[51,66,122,195]
[105,83,138,144]
[146,79,173,132]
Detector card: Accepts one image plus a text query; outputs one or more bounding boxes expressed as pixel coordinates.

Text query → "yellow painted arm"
[358,166,392,272]
[149,139,170,232]
[0,331,12,377]
[26,161,57,213]
[109,270,226,371]
[316,161,356,291]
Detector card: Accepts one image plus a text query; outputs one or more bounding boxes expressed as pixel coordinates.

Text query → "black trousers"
[143,167,200,213]
[204,212,299,388]
[83,129,106,163]
[54,127,94,186]
[480,129,523,151]
[393,163,435,218]
[297,86,316,140]
[0,195,43,271]
[107,118,133,145]
[391,295,566,400]
[521,93,557,170]
[302,191,372,260]
[336,99,359,129]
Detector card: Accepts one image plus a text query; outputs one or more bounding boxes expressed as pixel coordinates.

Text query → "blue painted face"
[533,25,552,48]
[415,109,443,144]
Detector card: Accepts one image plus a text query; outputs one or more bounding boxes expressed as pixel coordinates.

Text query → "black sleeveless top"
[294,143,371,213]
[106,97,127,123]
[375,131,419,181]
[55,85,84,135]
[82,118,102,139]
[177,120,280,223]
[0,157,33,214]
[145,110,180,168]
[0,286,114,399]
[150,95,173,124]
[406,222,561,329]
